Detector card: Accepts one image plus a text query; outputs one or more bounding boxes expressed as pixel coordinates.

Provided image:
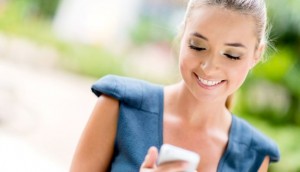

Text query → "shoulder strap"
[233,116,280,162]
[91,75,163,114]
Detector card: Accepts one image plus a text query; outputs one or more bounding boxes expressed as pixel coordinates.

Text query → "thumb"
[141,146,158,168]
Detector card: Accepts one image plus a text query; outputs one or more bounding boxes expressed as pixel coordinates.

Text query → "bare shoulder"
[258,156,270,172]
[70,94,119,172]
[94,94,119,113]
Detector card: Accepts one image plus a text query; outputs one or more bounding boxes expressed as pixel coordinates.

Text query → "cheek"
[179,48,191,73]
[230,64,251,87]
[229,54,254,84]
[179,56,189,77]
[179,52,199,76]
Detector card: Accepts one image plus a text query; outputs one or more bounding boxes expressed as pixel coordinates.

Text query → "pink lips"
[194,73,226,90]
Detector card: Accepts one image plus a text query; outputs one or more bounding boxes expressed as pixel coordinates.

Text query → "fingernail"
[144,155,149,161]
[149,146,155,152]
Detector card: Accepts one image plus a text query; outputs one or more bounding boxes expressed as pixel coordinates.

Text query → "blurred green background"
[0,0,299,171]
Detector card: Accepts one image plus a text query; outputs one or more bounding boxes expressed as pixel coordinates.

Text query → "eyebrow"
[191,32,246,49]
[191,32,208,41]
[225,43,246,49]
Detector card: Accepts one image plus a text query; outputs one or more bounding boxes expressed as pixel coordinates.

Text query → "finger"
[157,161,189,172]
[148,146,158,167]
[141,146,158,168]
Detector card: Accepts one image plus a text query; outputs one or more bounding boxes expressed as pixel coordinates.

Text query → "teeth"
[198,76,222,86]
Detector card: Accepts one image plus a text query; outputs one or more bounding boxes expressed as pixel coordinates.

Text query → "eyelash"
[224,54,241,60]
[189,45,206,51]
[189,45,241,60]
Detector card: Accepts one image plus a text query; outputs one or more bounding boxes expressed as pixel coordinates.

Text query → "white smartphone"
[157,144,200,172]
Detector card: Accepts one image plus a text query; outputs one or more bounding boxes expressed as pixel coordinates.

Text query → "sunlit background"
[0,0,299,171]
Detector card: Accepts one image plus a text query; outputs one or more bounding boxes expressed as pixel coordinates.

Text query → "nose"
[200,56,219,74]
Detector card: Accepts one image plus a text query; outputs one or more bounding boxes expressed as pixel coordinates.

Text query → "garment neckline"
[157,86,236,171]
[216,115,236,171]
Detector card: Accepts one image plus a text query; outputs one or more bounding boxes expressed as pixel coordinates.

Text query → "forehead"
[185,6,257,46]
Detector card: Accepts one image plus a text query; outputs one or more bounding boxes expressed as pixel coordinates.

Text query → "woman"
[70,0,280,171]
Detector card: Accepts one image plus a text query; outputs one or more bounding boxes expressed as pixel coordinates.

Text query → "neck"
[164,81,232,129]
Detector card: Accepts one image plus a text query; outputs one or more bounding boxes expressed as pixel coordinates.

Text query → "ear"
[251,44,265,69]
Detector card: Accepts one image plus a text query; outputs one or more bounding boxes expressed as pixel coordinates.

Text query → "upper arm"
[258,156,270,172]
[70,95,119,172]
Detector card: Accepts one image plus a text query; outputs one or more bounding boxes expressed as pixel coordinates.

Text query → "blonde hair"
[179,0,269,109]
[183,0,268,45]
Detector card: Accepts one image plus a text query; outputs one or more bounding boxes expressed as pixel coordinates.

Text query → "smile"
[198,77,222,86]
[195,73,225,88]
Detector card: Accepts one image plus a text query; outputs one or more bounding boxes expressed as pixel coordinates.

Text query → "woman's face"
[179,6,262,102]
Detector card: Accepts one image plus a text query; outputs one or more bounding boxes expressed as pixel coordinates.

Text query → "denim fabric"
[91,75,280,172]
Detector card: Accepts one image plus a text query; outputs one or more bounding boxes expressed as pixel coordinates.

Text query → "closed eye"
[189,45,206,51]
[224,53,240,60]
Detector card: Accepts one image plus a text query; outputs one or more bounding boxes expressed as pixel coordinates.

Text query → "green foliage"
[9,0,60,19]
[130,16,173,45]
[29,0,60,18]
[236,48,300,126]
[58,43,124,78]
[268,0,300,42]
[253,47,295,82]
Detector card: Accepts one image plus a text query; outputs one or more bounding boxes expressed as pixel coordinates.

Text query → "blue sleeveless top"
[91,75,280,172]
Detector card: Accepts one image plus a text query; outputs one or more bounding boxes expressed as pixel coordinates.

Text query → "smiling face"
[179,5,263,103]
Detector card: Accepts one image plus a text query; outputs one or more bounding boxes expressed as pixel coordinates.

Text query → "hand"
[140,146,193,172]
